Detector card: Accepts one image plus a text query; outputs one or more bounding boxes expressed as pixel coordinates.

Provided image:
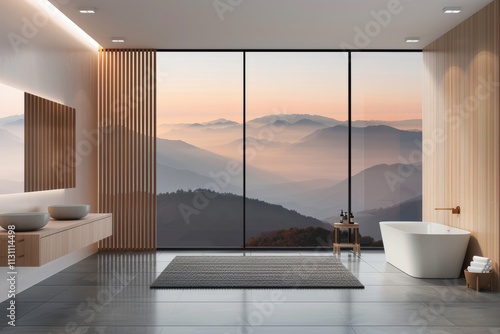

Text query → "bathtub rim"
[379,221,471,236]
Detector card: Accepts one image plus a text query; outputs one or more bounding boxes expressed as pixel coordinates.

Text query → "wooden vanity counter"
[0,214,112,266]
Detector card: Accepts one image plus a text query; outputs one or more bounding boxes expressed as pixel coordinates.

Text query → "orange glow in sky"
[157,52,421,124]
[352,52,422,121]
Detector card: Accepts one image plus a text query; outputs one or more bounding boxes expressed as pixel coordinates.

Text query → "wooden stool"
[332,223,360,256]
[464,270,493,292]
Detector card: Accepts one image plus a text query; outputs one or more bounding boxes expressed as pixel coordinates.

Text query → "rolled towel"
[470,261,490,269]
[472,256,492,265]
[467,266,489,273]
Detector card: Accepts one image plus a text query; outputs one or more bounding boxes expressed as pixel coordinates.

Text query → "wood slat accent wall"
[25,93,76,192]
[423,1,500,290]
[97,49,157,250]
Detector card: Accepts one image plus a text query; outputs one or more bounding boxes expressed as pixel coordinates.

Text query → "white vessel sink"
[0,212,50,232]
[48,204,90,220]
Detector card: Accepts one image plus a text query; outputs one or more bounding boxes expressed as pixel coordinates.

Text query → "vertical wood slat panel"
[423,1,500,290]
[24,93,76,192]
[97,49,157,250]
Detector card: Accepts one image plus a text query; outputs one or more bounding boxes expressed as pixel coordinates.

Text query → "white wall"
[0,0,98,296]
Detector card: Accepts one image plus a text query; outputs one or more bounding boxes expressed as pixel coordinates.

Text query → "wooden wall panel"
[423,1,500,289]
[24,93,76,192]
[97,50,156,250]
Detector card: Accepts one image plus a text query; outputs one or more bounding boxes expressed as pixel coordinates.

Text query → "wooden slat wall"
[423,1,500,290]
[24,93,76,192]
[97,49,157,250]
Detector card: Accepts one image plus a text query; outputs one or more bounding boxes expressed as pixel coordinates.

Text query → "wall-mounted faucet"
[435,206,461,214]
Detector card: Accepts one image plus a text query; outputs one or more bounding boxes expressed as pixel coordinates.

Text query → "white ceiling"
[49,0,492,49]
[0,0,96,52]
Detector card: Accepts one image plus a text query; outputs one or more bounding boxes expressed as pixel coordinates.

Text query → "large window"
[245,52,348,247]
[351,52,422,247]
[156,52,243,248]
[157,51,422,249]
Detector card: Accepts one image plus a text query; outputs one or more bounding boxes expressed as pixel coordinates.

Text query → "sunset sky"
[352,52,422,121]
[156,52,421,125]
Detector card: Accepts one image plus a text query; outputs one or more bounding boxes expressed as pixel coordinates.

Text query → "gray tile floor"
[2,250,500,333]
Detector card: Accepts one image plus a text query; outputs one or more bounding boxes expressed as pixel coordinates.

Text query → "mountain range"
[251,162,422,221]
[155,114,423,244]
[156,137,292,194]
[157,114,422,153]
[246,114,420,130]
[354,196,422,242]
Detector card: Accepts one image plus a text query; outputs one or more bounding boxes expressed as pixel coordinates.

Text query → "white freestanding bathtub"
[380,221,471,278]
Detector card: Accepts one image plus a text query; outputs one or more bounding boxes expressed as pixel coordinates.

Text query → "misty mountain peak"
[273,119,292,127]
[292,118,326,127]
[202,118,239,126]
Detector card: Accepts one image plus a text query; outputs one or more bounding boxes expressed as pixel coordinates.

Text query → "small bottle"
[350,212,354,223]
[343,212,348,224]
[339,210,344,223]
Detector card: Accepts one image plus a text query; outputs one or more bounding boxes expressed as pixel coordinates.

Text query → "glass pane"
[156,52,243,248]
[245,52,348,247]
[351,52,422,247]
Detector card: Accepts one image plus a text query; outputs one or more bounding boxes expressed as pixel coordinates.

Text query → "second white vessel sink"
[48,204,90,220]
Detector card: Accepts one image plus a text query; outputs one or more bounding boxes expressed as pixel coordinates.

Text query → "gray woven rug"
[150,256,364,289]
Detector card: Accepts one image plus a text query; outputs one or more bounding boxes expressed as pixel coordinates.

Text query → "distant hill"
[156,137,292,194]
[355,196,422,242]
[248,114,343,127]
[157,164,243,194]
[246,227,332,247]
[245,123,422,183]
[297,125,421,150]
[248,114,421,131]
[157,123,242,153]
[272,125,422,179]
[252,162,422,221]
[3,118,24,127]
[352,119,422,131]
[0,115,23,127]
[202,119,239,127]
[292,118,327,127]
[157,190,332,247]
[271,120,292,127]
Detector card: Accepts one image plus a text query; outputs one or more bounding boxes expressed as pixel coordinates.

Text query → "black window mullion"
[243,51,247,249]
[348,52,352,228]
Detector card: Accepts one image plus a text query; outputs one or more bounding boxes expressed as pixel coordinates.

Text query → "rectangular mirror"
[0,82,76,195]
[24,93,76,192]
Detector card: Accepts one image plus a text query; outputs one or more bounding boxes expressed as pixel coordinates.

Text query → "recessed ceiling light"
[405,38,420,43]
[111,38,125,43]
[443,7,462,14]
[79,8,96,14]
